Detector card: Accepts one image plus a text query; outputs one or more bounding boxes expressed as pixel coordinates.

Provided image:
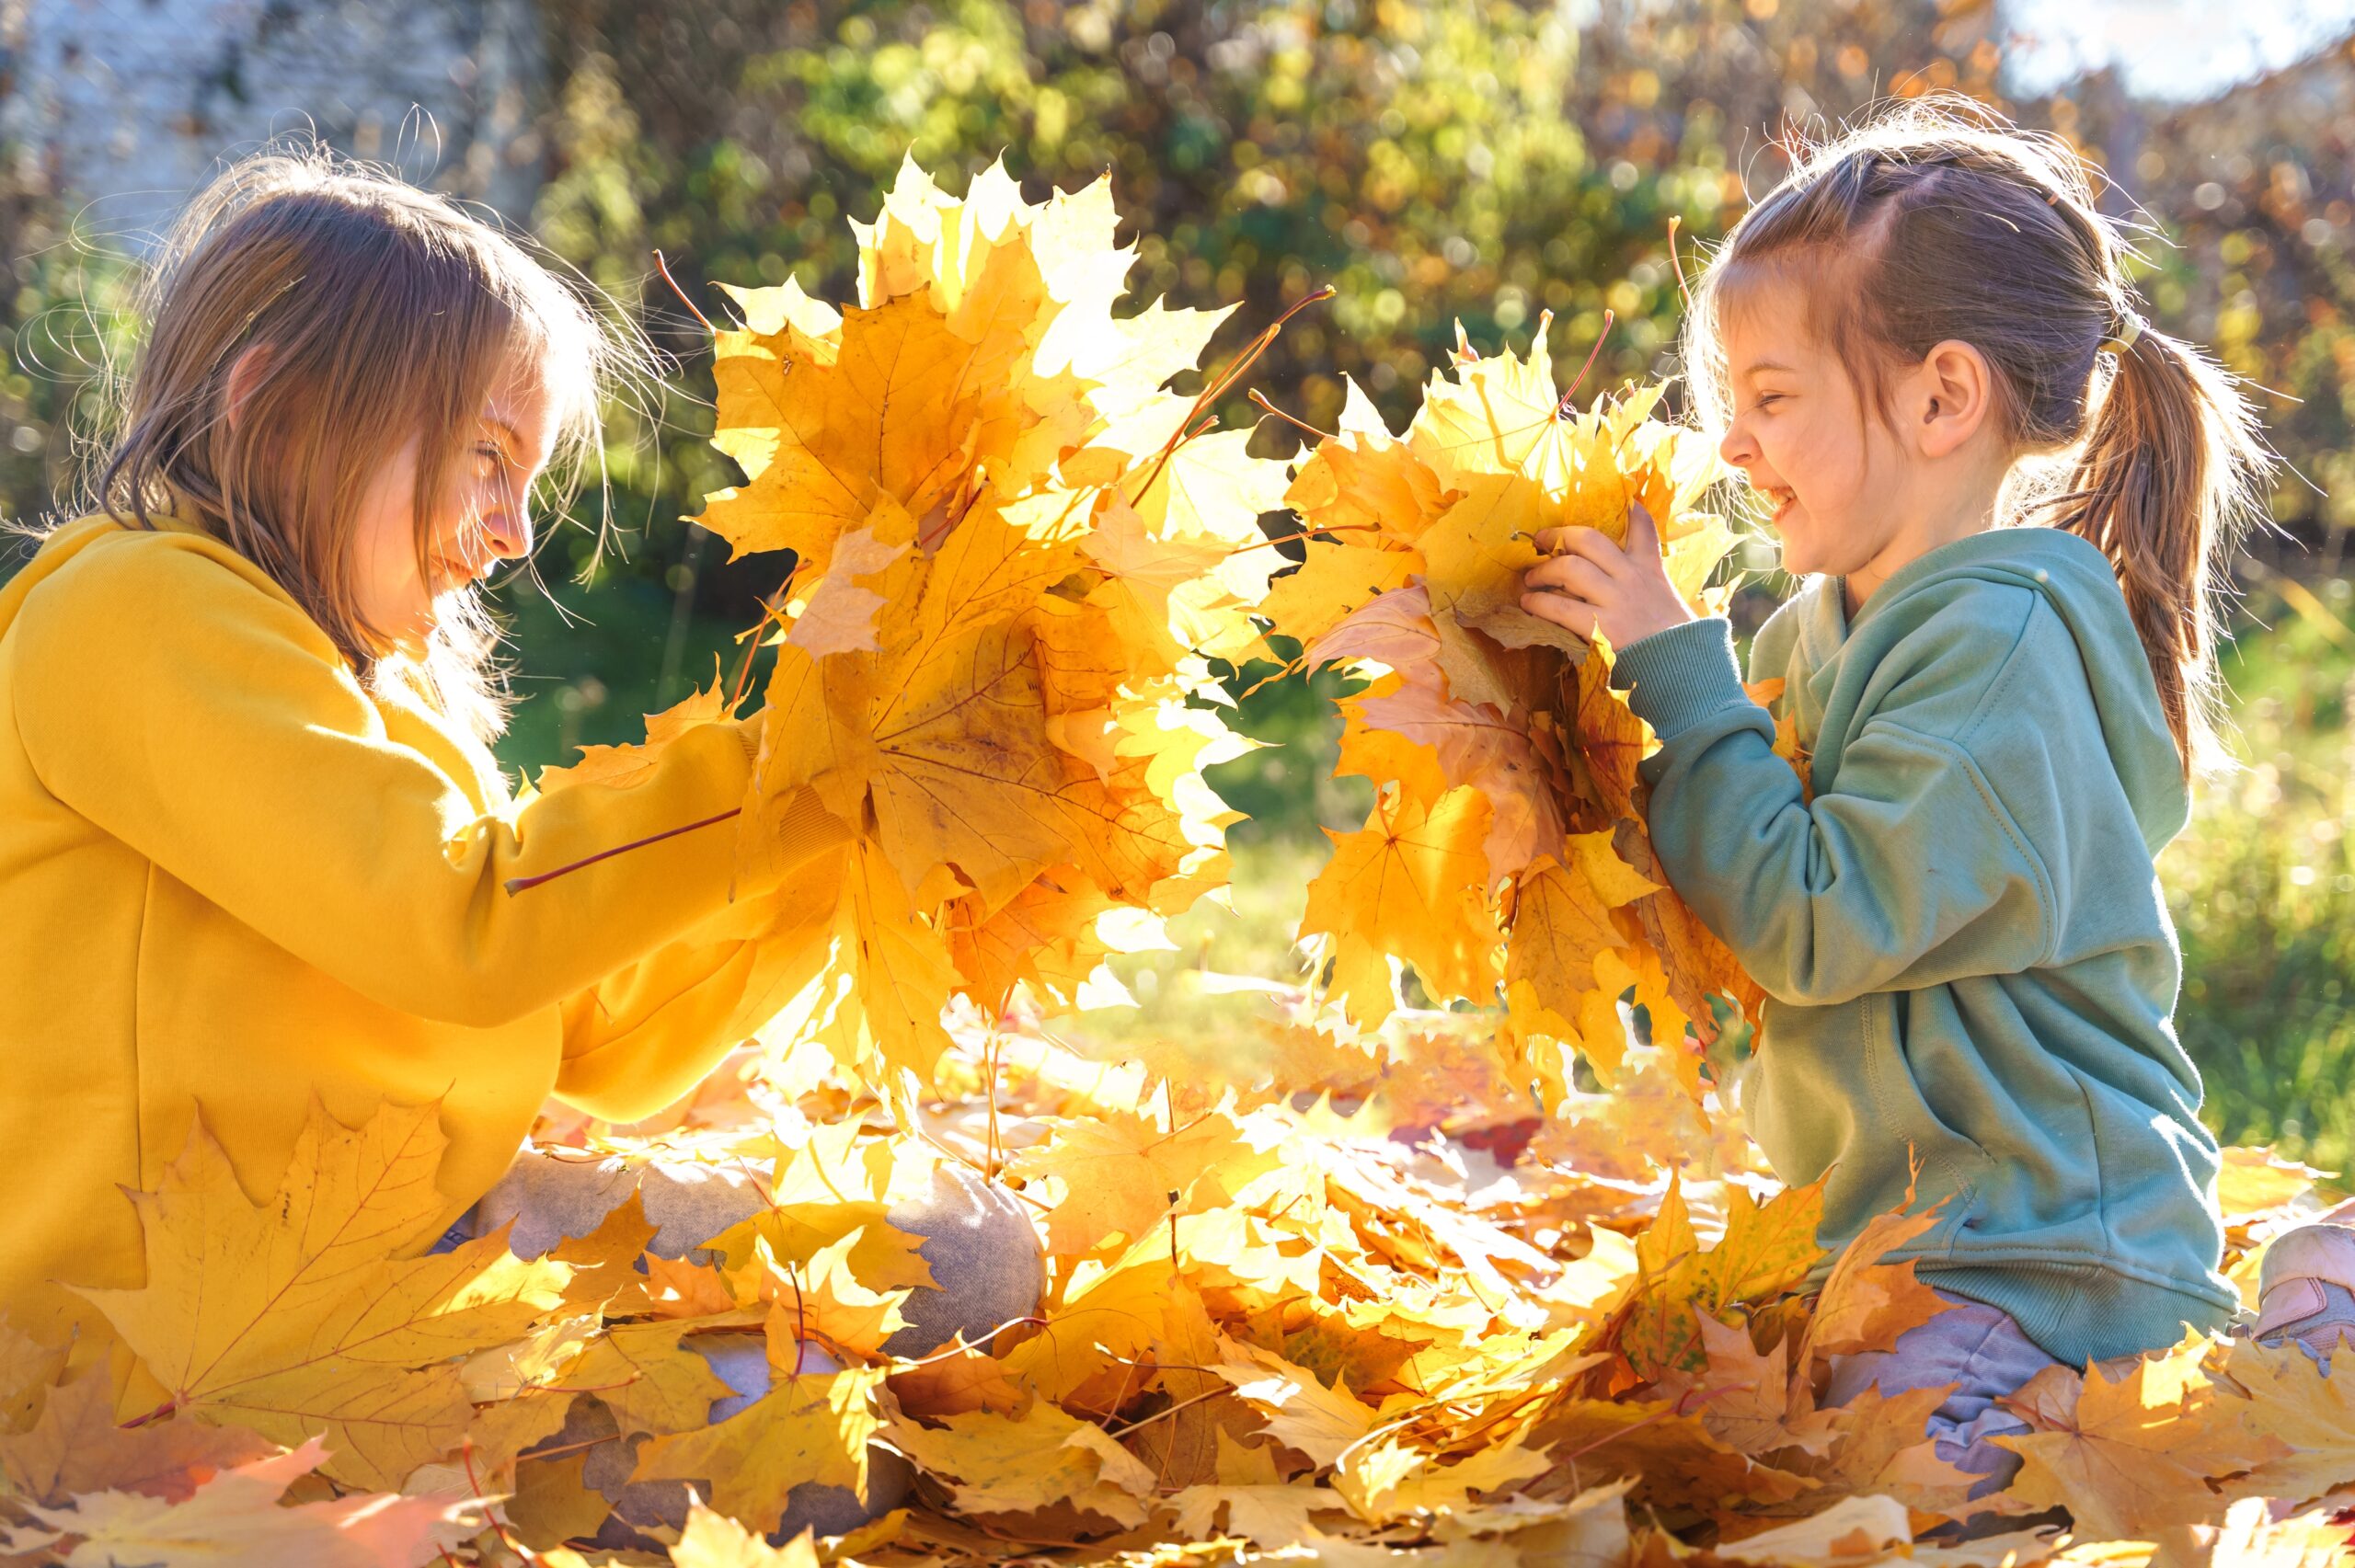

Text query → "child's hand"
[1518,500,1699,648]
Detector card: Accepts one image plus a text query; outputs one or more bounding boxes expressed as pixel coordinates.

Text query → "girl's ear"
[1910,338,1996,460]
[224,343,271,435]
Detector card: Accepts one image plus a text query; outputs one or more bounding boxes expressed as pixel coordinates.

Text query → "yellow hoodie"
[0,515,850,1355]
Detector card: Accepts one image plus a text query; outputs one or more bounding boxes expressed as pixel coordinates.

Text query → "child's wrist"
[1608,617,1751,740]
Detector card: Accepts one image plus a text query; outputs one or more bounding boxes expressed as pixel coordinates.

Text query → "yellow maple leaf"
[1793,1199,1954,1368]
[565,1319,735,1440]
[1006,1102,1263,1255]
[1618,1177,1825,1380]
[671,1503,821,1568]
[1301,784,1499,1026]
[1270,339,1769,1051]
[2210,1336,2355,1505]
[535,673,738,794]
[0,1320,69,1436]
[630,1363,889,1533]
[1334,1432,1554,1525]
[1212,1341,1381,1468]
[1993,1333,2288,1539]
[693,159,1289,1099]
[890,1402,1158,1527]
[74,1100,568,1489]
[1170,1479,1351,1547]
[1504,855,1630,1080]
[751,1230,913,1361]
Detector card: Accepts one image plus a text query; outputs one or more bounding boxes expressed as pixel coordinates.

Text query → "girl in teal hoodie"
[1519,99,2311,1505]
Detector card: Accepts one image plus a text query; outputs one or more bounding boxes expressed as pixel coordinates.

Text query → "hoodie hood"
[0,513,228,643]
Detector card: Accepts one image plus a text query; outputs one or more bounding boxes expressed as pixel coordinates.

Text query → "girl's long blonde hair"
[69,143,634,745]
[1684,97,2273,774]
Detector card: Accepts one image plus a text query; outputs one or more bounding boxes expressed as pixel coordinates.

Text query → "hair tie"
[2099,310,2143,356]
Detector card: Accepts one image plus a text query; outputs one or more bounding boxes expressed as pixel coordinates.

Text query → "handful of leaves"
[665,160,1297,1095]
[1269,321,1775,1101]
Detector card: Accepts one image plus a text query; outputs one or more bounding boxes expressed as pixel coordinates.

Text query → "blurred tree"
[13,0,2354,776]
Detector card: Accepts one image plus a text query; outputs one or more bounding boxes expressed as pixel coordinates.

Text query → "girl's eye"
[1752,394,1786,412]
[476,441,509,472]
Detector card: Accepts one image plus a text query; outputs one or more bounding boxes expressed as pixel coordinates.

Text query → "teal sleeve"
[1612,618,2052,1008]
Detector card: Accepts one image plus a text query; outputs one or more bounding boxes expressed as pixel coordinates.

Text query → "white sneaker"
[2253,1223,2355,1363]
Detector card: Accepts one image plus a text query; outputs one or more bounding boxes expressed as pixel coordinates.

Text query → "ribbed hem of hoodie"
[729,715,764,766]
[1920,1261,2242,1368]
[1609,617,1752,740]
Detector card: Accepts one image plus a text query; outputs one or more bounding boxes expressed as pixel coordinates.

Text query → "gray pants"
[1822,1288,2059,1501]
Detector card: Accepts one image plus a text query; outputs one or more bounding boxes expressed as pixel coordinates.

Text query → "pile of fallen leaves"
[1268,337,1798,1105]
[7,1012,2354,1567]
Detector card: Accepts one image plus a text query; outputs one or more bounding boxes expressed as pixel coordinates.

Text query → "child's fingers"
[1523,553,1614,603]
[1626,500,1664,560]
[1538,525,1631,576]
[1519,587,1597,637]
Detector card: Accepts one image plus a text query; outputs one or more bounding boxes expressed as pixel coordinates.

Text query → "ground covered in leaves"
[6,992,2354,1568]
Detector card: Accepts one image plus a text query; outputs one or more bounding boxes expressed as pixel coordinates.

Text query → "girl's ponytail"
[2062,311,2270,772]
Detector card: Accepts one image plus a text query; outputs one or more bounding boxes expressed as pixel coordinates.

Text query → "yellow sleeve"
[7,532,850,1029]
[552,856,842,1123]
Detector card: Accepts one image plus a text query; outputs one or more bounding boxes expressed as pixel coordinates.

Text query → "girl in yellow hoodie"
[0,151,858,1359]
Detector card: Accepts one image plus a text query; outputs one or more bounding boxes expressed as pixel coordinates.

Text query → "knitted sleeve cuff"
[1609,617,1754,740]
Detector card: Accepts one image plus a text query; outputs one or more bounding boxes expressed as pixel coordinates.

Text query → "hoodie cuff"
[1609,617,1752,741]
[726,715,764,766]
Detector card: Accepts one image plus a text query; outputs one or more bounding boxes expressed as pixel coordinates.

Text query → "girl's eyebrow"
[1741,359,1797,382]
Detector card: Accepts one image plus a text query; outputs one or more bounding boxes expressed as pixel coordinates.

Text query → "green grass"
[2168,581,2355,1173]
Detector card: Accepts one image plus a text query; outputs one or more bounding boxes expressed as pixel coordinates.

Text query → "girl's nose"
[480,502,533,563]
[1717,419,1756,470]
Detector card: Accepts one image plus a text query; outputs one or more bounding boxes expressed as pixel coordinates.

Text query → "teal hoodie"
[1610,527,2237,1366]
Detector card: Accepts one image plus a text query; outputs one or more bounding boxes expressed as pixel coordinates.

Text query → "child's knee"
[880,1161,1047,1357]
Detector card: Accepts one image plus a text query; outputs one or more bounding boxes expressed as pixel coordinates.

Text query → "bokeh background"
[6,0,2355,1164]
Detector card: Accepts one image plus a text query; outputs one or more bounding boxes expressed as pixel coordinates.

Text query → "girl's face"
[352,361,557,652]
[1711,271,1913,581]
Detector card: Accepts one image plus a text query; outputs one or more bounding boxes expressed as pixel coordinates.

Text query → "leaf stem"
[1103,1383,1231,1439]
[1127,283,1337,506]
[1557,309,1616,418]
[119,1398,177,1430]
[1248,387,1338,443]
[502,807,741,896]
[653,248,717,336]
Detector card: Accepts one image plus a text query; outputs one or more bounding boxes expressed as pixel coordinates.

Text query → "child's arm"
[549,864,838,1122]
[8,531,849,1029]
[1609,610,2053,1009]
